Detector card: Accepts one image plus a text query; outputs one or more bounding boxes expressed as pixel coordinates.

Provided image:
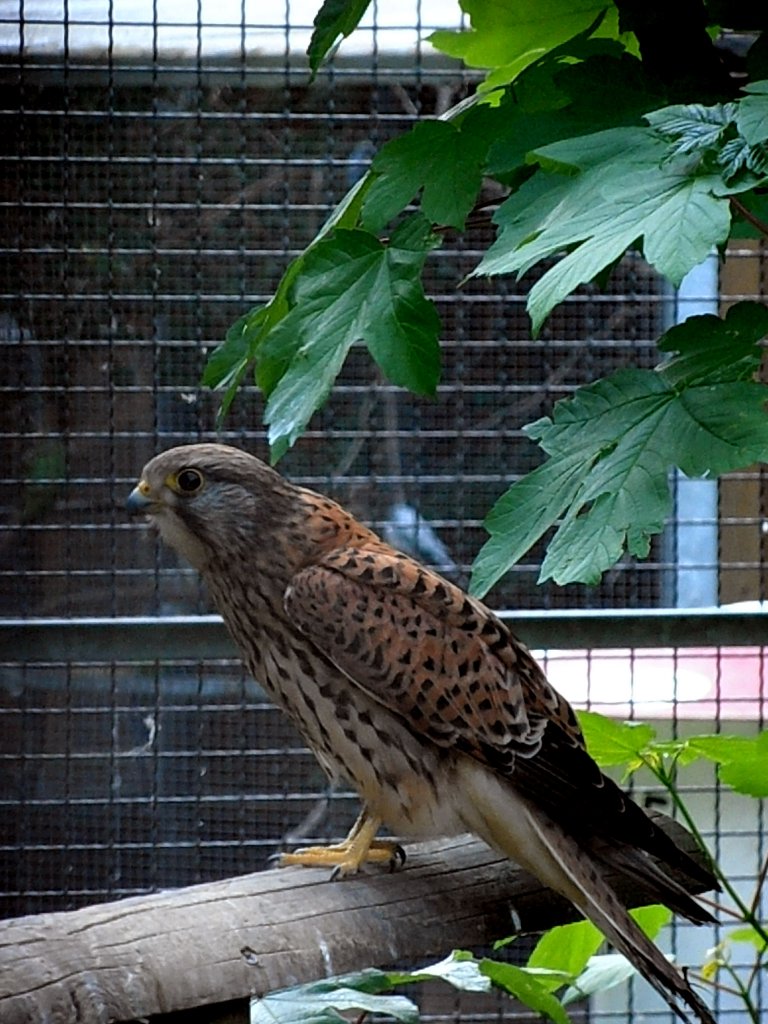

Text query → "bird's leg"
[278,807,405,879]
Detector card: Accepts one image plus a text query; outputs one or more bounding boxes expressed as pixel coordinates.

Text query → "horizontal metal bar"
[0,610,764,664]
[0,52,469,90]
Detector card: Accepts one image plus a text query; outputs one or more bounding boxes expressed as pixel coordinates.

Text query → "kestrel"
[127,443,716,1024]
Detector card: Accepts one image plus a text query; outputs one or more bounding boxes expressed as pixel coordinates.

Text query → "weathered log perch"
[0,822,711,1024]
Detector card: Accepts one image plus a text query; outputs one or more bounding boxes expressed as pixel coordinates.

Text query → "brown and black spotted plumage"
[127,443,716,1024]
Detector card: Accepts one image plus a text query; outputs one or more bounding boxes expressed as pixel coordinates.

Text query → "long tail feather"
[523,808,716,1024]
[598,841,715,925]
[458,763,716,1024]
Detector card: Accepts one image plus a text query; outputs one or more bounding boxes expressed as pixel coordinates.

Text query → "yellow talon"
[278,810,405,878]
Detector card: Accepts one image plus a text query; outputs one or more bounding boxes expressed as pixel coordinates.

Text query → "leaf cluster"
[577,711,768,799]
[577,711,768,1019]
[205,0,768,586]
[249,712,767,1024]
[470,301,768,593]
[249,922,670,1024]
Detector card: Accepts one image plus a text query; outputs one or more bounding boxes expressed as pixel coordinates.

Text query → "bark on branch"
[0,821,710,1024]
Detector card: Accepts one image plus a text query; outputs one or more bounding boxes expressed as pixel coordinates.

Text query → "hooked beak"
[126,480,156,515]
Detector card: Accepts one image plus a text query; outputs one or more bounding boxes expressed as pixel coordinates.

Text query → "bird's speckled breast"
[206,570,469,840]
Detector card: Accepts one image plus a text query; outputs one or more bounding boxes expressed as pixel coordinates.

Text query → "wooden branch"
[0,821,710,1024]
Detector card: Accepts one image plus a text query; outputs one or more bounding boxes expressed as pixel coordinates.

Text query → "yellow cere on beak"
[126,479,154,514]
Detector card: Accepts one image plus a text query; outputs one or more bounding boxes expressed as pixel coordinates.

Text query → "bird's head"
[127,443,295,571]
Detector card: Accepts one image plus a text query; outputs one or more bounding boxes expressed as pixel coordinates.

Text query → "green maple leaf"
[576,711,657,772]
[470,303,768,593]
[429,0,620,92]
[476,125,732,335]
[479,960,570,1024]
[250,954,492,1024]
[486,54,667,181]
[687,732,768,798]
[257,223,441,460]
[737,81,768,146]
[362,110,496,232]
[250,972,418,1024]
[307,0,373,75]
[526,920,605,989]
[202,311,257,415]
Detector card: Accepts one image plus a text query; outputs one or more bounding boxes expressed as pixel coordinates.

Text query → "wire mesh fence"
[0,2,766,1021]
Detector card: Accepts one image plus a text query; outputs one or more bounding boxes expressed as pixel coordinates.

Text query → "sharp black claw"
[389,845,406,871]
[329,864,343,882]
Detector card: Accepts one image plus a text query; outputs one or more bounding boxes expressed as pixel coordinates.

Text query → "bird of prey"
[127,443,717,1024]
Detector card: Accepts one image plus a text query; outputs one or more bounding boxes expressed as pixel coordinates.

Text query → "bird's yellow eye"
[175,468,204,494]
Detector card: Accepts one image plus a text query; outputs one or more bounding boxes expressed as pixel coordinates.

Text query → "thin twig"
[688,972,741,999]
[749,850,768,916]
[729,195,768,240]
[694,893,745,920]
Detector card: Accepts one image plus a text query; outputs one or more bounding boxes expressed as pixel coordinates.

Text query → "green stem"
[633,750,768,1024]
[695,894,746,920]
[749,851,768,917]
[745,955,765,1003]
[690,972,741,998]
[721,962,760,1024]
[692,964,760,1024]
[644,758,768,946]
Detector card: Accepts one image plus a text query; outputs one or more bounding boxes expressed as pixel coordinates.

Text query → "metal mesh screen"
[0,3,766,1021]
